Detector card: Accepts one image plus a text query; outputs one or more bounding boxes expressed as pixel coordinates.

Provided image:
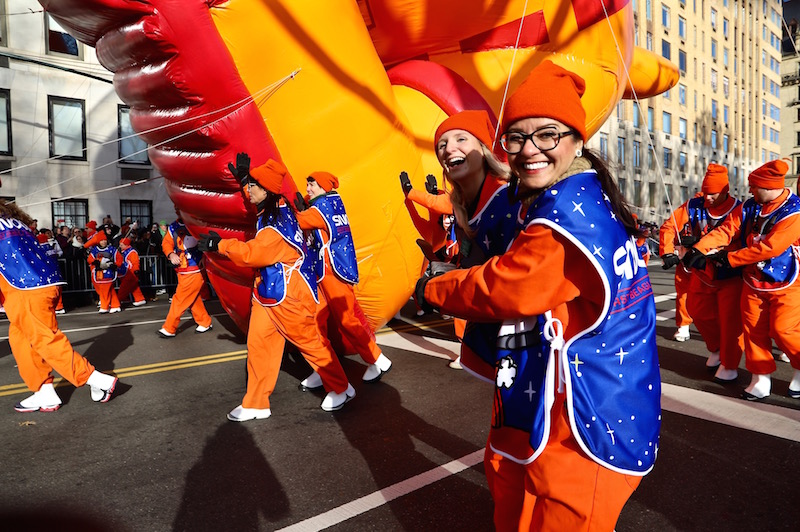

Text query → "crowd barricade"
[58,255,179,294]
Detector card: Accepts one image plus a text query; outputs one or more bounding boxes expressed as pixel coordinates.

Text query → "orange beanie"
[501,60,587,141]
[249,159,288,194]
[434,110,496,149]
[308,171,339,192]
[748,159,788,190]
[36,233,49,244]
[83,231,107,248]
[701,164,729,195]
[120,237,131,246]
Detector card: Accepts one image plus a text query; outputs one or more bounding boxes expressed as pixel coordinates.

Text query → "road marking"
[275,449,484,532]
[653,293,677,303]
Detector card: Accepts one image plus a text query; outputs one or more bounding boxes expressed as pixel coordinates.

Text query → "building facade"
[781,0,800,189]
[0,0,174,232]
[589,0,784,224]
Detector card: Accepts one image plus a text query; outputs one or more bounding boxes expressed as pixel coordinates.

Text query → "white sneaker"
[321,383,356,412]
[98,308,109,314]
[157,328,175,338]
[779,352,791,363]
[299,371,324,391]
[705,351,721,369]
[742,373,771,401]
[55,309,66,315]
[713,365,738,382]
[673,325,690,342]
[132,300,146,307]
[362,354,392,382]
[87,371,118,403]
[449,356,463,370]
[227,405,272,422]
[14,383,62,412]
[195,324,213,334]
[109,307,121,314]
[789,370,800,399]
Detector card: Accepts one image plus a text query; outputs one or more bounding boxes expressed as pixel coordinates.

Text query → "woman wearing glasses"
[415,61,661,531]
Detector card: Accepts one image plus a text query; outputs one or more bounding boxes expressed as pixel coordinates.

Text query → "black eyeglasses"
[499,127,576,154]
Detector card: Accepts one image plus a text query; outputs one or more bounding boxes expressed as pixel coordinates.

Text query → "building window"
[633,141,641,168]
[649,182,656,209]
[724,105,729,124]
[679,83,686,105]
[711,129,717,148]
[52,199,88,230]
[120,200,153,230]
[118,106,149,165]
[711,39,717,60]
[617,137,625,165]
[599,132,609,159]
[663,112,672,134]
[633,105,641,128]
[710,8,717,29]
[679,16,686,39]
[678,50,687,73]
[662,39,671,60]
[0,89,11,156]
[679,152,687,172]
[662,4,670,28]
[647,107,654,132]
[723,134,729,151]
[663,148,672,169]
[710,69,717,91]
[679,118,687,139]
[646,32,653,51]
[0,2,8,49]
[711,100,718,120]
[48,96,86,160]
[46,14,81,58]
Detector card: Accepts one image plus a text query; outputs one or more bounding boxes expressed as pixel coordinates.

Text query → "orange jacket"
[217,228,300,271]
[659,195,739,256]
[162,229,201,273]
[407,189,454,217]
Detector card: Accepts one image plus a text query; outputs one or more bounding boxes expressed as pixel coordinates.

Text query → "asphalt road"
[0,265,798,531]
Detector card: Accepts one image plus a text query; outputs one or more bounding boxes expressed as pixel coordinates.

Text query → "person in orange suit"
[0,201,119,412]
[84,226,123,314]
[659,196,700,343]
[690,160,800,401]
[415,61,660,531]
[157,214,213,337]
[661,165,745,378]
[117,237,146,307]
[198,156,355,421]
[293,171,392,389]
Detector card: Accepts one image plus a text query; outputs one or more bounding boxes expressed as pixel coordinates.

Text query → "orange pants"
[0,277,94,391]
[674,264,693,327]
[161,272,211,334]
[93,280,120,311]
[687,277,744,368]
[243,277,349,409]
[454,318,466,341]
[485,399,641,532]
[317,275,380,364]
[118,271,145,304]
[741,284,800,375]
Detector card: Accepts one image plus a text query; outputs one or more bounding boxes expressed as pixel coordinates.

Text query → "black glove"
[228,152,251,182]
[92,260,101,268]
[399,171,413,196]
[682,248,707,270]
[660,253,680,269]
[425,174,438,195]
[108,264,118,272]
[680,235,700,248]
[197,230,222,253]
[294,192,308,212]
[711,250,732,270]
[414,276,436,314]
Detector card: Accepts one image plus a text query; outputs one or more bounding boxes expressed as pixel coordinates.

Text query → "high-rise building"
[589,0,784,223]
[781,0,800,190]
[0,0,173,231]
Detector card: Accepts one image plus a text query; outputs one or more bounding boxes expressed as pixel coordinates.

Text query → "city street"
[1,265,799,531]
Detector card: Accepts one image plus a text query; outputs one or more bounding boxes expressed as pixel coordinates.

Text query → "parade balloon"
[39,0,678,332]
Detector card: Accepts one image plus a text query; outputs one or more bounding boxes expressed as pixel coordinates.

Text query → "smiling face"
[435,129,486,185]
[306,179,326,200]
[505,118,583,192]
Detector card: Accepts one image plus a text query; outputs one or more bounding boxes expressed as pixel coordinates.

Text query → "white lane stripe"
[662,383,800,441]
[275,450,484,532]
[656,309,675,322]
[653,293,677,303]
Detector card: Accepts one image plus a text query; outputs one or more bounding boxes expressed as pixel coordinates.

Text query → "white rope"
[492,0,530,151]
[12,69,301,207]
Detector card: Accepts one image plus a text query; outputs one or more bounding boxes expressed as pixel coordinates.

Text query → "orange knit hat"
[36,233,49,244]
[84,231,108,248]
[701,164,729,195]
[748,159,788,190]
[308,171,339,192]
[120,237,131,247]
[434,110,496,149]
[501,60,587,141]
[248,159,288,194]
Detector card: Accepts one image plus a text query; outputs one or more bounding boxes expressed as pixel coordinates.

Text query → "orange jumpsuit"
[0,273,95,392]
[663,197,745,368]
[423,222,641,531]
[696,189,800,375]
[87,245,123,311]
[160,228,212,334]
[296,208,380,363]
[118,247,146,304]
[217,223,349,409]
[660,211,697,329]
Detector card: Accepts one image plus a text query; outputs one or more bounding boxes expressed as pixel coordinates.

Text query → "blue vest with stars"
[684,196,742,281]
[254,204,318,306]
[89,244,119,282]
[0,216,64,289]
[739,193,800,291]
[119,247,136,277]
[493,170,661,475]
[308,192,359,284]
[168,221,201,270]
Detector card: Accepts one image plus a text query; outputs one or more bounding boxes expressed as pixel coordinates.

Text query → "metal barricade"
[59,255,178,294]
